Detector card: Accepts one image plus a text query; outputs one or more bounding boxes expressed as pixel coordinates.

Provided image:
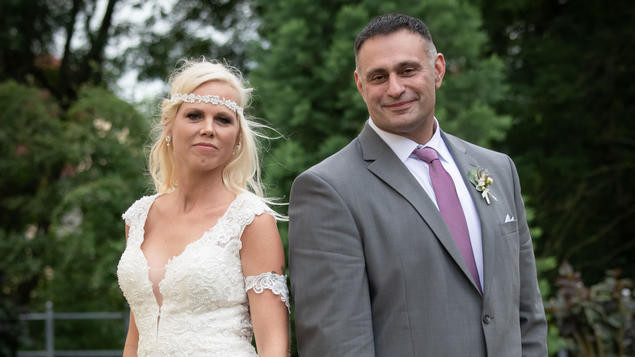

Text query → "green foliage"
[124,0,257,82]
[1,0,256,106]
[525,196,566,355]
[0,81,64,353]
[0,81,62,290]
[476,0,635,352]
[0,0,125,105]
[39,87,150,348]
[477,0,635,281]
[0,0,61,80]
[546,262,634,356]
[0,81,149,352]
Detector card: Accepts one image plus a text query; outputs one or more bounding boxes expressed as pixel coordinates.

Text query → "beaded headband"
[169,93,244,117]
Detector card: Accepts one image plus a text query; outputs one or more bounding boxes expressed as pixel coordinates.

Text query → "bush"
[546,261,634,356]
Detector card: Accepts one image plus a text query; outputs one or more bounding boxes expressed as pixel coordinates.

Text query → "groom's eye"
[369,72,387,83]
[401,67,416,76]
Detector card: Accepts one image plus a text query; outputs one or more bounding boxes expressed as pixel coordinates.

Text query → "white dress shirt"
[368,119,484,288]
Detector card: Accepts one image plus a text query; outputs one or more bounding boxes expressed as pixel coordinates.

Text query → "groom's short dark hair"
[354,13,436,62]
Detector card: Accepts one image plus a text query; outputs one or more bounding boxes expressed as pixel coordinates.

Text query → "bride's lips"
[193,143,218,151]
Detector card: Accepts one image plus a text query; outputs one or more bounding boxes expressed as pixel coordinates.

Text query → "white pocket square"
[504,214,516,223]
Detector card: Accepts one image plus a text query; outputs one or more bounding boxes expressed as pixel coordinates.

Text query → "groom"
[288,13,548,356]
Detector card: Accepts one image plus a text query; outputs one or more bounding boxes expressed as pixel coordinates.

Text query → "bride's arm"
[123,310,139,356]
[122,225,139,357]
[240,214,289,357]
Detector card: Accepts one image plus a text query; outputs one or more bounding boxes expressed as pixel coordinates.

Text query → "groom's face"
[355,29,445,143]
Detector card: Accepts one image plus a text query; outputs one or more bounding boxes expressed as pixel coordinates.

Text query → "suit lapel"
[359,125,479,293]
[442,132,498,296]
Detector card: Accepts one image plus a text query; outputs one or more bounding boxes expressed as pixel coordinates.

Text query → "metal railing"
[18,301,128,357]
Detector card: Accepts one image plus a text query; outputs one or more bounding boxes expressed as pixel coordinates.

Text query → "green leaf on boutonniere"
[467,168,497,205]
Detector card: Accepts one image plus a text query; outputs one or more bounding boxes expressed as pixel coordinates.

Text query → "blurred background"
[1,0,633,356]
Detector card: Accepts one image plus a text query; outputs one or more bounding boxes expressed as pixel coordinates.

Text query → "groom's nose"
[386,75,406,98]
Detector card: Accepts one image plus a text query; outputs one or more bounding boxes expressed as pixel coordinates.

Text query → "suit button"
[483,315,492,324]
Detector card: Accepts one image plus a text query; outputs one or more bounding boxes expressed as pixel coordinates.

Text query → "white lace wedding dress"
[117,192,288,356]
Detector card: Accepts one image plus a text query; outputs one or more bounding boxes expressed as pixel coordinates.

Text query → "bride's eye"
[216,116,233,124]
[186,112,202,120]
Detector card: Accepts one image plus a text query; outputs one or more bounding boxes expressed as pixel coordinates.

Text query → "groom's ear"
[354,70,364,96]
[433,53,446,89]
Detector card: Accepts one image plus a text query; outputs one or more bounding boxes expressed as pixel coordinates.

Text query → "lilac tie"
[414,147,482,292]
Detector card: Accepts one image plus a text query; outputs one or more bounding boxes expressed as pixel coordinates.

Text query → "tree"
[0,0,256,105]
[0,0,121,107]
[475,0,635,282]
[0,81,65,354]
[123,0,258,83]
[0,80,150,352]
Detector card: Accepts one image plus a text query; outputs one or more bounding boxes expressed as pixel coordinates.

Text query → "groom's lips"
[384,99,416,110]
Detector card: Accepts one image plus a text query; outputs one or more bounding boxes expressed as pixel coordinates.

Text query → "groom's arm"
[507,156,548,356]
[289,170,375,357]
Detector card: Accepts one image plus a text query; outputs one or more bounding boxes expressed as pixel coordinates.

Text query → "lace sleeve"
[244,272,290,310]
[121,195,157,227]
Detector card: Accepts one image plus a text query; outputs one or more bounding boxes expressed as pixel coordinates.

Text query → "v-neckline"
[137,192,245,309]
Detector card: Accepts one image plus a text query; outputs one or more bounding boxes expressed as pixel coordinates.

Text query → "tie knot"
[413,146,439,164]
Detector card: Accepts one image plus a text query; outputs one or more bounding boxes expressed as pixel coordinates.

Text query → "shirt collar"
[368,117,452,163]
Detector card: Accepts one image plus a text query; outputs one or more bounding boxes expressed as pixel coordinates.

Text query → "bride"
[117,59,289,356]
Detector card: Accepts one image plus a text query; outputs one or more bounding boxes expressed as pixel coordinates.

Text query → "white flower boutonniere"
[468,168,497,205]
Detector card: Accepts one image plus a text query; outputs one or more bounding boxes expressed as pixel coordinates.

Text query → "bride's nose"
[200,118,214,136]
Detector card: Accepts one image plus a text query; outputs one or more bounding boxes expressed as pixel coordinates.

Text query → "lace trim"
[244,272,289,310]
[121,194,158,228]
[214,192,275,250]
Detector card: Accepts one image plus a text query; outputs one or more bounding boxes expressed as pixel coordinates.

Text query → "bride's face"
[168,81,241,175]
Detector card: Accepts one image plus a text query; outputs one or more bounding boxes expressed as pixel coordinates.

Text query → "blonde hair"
[148,58,267,198]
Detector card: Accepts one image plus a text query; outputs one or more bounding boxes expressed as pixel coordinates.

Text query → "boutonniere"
[468,168,497,205]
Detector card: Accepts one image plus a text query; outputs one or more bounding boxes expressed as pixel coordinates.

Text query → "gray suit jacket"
[289,124,548,356]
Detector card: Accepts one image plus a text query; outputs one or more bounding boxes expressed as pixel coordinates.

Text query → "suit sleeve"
[289,170,375,357]
[507,156,549,356]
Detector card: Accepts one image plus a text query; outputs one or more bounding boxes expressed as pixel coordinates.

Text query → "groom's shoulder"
[444,132,521,186]
[296,137,363,183]
[445,131,511,163]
